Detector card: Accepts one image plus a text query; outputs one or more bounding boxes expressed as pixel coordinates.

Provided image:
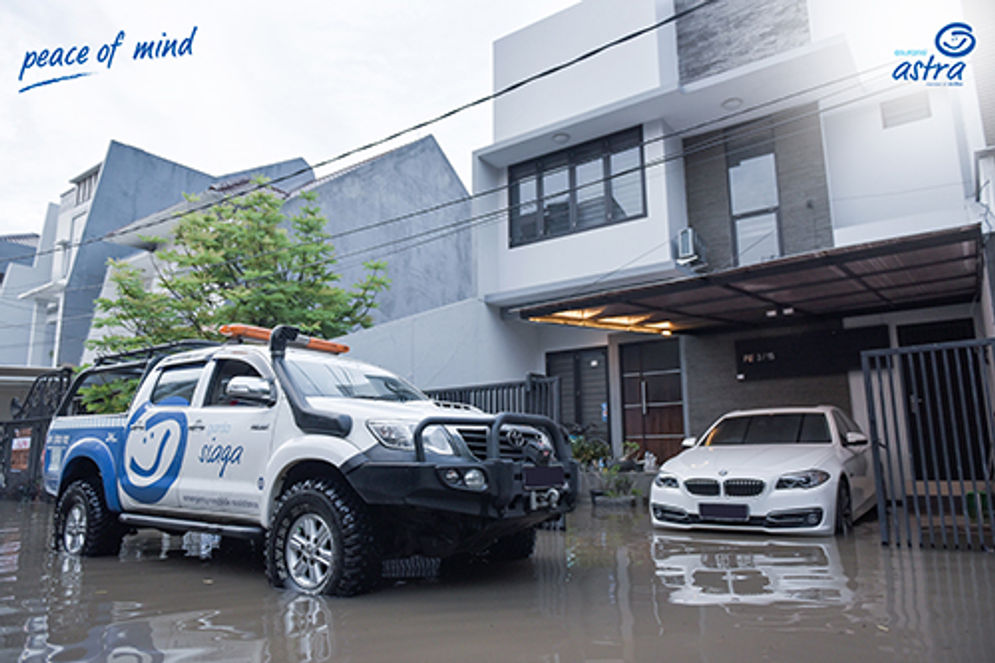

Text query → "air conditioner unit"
[676,227,699,266]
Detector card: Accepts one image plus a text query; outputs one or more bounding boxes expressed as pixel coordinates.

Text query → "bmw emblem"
[718,469,728,477]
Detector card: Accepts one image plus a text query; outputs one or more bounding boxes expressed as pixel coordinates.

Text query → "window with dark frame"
[726,126,780,266]
[509,127,646,246]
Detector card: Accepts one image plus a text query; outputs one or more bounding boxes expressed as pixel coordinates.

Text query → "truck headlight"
[775,469,830,489]
[366,421,455,455]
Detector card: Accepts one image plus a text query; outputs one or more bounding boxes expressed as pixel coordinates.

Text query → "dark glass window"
[206,359,264,406]
[704,413,832,445]
[151,364,205,406]
[726,125,780,266]
[509,127,646,246]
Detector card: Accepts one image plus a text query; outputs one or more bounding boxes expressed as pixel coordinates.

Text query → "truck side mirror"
[226,376,275,405]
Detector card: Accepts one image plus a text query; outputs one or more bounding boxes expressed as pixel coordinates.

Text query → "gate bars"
[862,338,995,550]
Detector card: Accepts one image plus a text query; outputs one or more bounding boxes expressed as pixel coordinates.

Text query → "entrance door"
[897,318,986,480]
[621,339,684,462]
[547,348,609,442]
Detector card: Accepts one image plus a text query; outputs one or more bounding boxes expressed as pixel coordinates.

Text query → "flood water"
[2,499,995,662]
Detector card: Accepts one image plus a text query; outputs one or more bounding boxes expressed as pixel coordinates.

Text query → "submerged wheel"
[53,478,123,556]
[266,479,380,596]
[834,480,853,535]
[486,527,537,562]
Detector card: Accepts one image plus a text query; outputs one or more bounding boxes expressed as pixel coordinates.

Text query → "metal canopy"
[519,224,983,334]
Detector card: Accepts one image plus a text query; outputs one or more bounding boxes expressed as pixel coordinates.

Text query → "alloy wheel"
[285,513,336,590]
[63,502,88,554]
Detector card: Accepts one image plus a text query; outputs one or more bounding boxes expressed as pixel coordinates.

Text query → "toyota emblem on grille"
[508,429,526,448]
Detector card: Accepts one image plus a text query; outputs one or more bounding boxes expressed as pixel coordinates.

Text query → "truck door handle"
[130,423,145,432]
[250,423,270,431]
[189,421,206,431]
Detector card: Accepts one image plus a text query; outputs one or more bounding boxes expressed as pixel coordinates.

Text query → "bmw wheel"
[834,480,853,535]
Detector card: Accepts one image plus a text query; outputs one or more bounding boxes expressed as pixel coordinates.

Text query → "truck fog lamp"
[442,468,462,485]
[463,468,487,491]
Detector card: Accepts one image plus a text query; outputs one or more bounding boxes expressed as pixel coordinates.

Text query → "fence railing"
[863,338,995,550]
[425,374,561,421]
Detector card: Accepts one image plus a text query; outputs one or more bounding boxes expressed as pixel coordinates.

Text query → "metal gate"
[426,374,561,421]
[862,338,995,549]
[1,368,72,499]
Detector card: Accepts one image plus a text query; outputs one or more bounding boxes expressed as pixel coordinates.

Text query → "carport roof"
[518,224,983,335]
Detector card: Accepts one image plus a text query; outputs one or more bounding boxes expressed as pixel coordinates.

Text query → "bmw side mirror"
[844,431,868,446]
[681,436,697,448]
[226,376,275,405]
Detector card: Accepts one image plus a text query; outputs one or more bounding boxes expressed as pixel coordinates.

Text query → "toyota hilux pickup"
[44,324,577,595]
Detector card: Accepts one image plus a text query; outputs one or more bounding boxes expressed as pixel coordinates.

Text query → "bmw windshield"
[285,355,428,402]
[702,413,832,446]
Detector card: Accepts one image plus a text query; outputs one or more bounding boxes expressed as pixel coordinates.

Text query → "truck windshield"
[285,356,428,402]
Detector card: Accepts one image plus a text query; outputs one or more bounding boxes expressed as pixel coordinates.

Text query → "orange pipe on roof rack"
[218,324,349,354]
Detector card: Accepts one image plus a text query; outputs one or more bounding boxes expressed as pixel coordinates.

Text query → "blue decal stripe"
[18,71,94,93]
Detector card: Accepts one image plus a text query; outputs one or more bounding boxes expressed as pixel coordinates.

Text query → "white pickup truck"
[43,324,577,595]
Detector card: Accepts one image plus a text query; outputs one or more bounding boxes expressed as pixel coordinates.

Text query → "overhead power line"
[5,0,721,266]
[4,62,893,300]
[0,79,906,348]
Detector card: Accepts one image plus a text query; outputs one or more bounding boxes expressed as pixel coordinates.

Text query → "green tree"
[89,183,389,355]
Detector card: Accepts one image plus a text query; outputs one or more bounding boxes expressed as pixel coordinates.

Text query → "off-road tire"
[486,527,537,562]
[834,480,853,535]
[266,478,380,596]
[52,478,124,556]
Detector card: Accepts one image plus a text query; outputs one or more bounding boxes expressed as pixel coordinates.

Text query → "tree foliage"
[89,183,389,355]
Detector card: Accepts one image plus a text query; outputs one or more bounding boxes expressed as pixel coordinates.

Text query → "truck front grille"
[455,427,532,461]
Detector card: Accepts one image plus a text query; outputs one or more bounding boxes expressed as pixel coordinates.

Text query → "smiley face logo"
[935,22,975,58]
[119,403,187,503]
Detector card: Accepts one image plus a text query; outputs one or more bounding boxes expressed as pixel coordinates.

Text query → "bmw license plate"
[523,466,565,489]
[699,503,748,522]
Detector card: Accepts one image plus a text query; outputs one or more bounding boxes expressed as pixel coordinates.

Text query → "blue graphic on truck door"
[118,403,188,503]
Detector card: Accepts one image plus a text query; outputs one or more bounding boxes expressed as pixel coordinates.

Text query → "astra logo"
[119,403,188,503]
[893,23,974,86]
[935,22,975,58]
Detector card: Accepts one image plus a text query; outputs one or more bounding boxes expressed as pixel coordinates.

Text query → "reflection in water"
[3,501,995,662]
[651,533,853,607]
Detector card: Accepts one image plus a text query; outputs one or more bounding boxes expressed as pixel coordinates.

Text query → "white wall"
[492,0,671,143]
[823,88,977,247]
[335,297,611,391]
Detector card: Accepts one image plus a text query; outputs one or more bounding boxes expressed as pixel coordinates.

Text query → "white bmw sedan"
[649,406,875,536]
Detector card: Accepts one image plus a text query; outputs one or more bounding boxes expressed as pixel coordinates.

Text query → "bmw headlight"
[366,421,455,455]
[654,473,679,489]
[775,469,830,489]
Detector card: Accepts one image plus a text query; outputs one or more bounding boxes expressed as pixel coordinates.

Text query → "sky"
[0,0,577,236]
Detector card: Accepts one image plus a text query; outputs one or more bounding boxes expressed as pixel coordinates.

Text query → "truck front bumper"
[345,457,579,520]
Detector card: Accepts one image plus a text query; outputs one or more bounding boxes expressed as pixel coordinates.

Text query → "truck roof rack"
[93,339,221,366]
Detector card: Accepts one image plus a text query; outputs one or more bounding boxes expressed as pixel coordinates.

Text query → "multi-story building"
[337,0,995,463]
[81,135,472,363]
[0,140,313,367]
